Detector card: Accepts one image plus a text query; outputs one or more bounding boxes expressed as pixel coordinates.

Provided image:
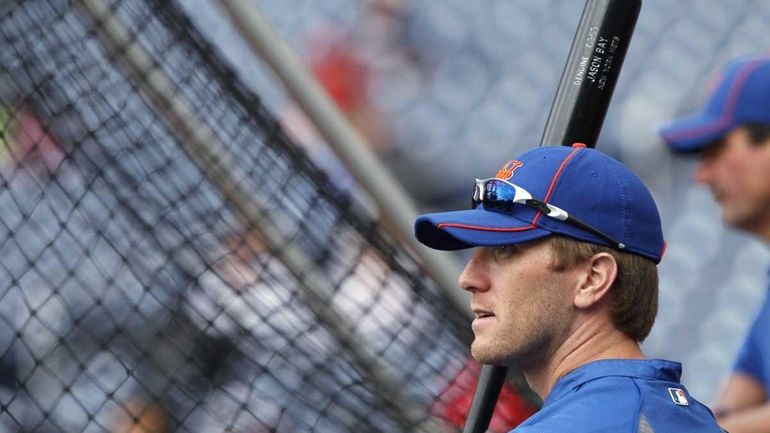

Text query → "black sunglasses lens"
[488,182,514,209]
[482,182,512,211]
[472,180,519,211]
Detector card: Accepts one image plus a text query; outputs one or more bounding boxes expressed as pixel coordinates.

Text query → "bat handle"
[462,364,509,433]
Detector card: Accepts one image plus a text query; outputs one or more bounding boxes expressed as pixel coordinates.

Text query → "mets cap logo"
[668,387,689,406]
[495,160,523,180]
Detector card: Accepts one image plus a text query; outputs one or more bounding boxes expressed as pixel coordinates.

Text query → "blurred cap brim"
[659,113,734,153]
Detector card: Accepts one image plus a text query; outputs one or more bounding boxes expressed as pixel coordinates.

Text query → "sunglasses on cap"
[472,178,626,250]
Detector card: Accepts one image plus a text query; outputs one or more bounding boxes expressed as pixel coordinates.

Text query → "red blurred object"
[434,359,536,432]
[309,38,369,112]
[1,104,65,173]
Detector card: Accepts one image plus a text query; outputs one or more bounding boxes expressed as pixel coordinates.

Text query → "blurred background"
[1,0,769,432]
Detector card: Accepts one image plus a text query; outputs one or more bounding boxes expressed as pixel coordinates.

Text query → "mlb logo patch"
[668,387,689,406]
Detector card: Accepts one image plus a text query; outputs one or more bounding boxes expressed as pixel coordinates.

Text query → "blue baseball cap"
[660,55,770,153]
[414,144,665,263]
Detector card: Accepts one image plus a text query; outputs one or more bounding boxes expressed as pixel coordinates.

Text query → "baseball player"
[414,144,724,432]
[660,55,770,433]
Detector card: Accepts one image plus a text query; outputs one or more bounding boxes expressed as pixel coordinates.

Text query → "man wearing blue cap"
[415,143,723,432]
[660,55,770,433]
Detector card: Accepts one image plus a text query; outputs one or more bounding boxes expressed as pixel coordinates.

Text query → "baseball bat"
[462,1,641,432]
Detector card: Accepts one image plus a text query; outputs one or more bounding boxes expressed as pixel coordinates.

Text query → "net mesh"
[0,1,536,432]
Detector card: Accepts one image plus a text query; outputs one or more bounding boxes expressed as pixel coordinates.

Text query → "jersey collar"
[545,359,683,406]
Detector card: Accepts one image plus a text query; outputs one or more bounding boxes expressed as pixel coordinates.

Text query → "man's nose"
[458,249,490,294]
[694,160,713,185]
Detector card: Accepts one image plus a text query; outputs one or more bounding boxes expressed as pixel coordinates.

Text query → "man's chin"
[470,342,508,366]
[721,209,760,232]
[472,338,553,371]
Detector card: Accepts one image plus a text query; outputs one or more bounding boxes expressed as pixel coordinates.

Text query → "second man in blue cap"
[661,54,770,433]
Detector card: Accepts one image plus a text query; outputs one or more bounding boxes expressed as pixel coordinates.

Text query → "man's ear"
[573,252,617,310]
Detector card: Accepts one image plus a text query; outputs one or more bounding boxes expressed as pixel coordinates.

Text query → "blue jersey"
[733,280,770,392]
[513,359,723,433]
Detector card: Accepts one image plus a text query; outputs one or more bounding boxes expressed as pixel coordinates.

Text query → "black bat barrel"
[541,0,641,147]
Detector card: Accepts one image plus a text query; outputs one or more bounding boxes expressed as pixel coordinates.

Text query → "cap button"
[572,142,587,149]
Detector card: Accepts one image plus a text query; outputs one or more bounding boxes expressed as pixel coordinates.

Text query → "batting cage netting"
[0,1,538,432]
